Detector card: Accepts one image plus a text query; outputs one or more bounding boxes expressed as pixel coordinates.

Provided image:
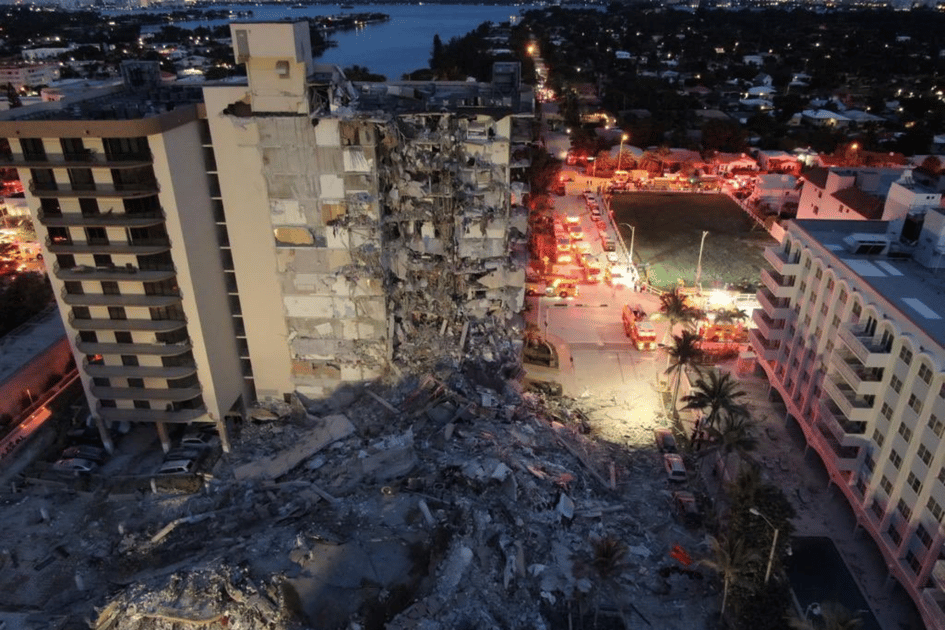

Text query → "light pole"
[617,133,628,171]
[749,507,779,586]
[695,230,709,289]
[619,222,635,267]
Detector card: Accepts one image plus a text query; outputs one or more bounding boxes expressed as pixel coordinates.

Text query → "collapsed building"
[0,21,535,450]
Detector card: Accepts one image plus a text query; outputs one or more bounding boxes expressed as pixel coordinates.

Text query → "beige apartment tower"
[0,21,534,447]
[752,217,945,630]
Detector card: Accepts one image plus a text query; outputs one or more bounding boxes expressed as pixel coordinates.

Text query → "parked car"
[567,224,584,240]
[673,490,702,527]
[164,447,205,463]
[601,238,616,252]
[663,453,688,482]
[156,459,197,475]
[52,458,98,474]
[181,431,217,449]
[61,445,106,463]
[653,428,677,453]
[546,279,579,298]
[606,252,620,264]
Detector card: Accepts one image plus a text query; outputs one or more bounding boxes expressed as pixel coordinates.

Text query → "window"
[890,449,903,469]
[851,302,862,320]
[107,306,126,321]
[939,467,945,485]
[127,378,144,388]
[804,257,812,269]
[929,415,944,438]
[85,226,108,246]
[930,497,945,523]
[865,452,876,473]
[839,289,848,303]
[832,315,841,328]
[891,375,903,394]
[873,429,885,447]
[799,281,807,294]
[815,267,823,280]
[898,498,913,521]
[887,523,902,546]
[917,524,933,548]
[900,347,913,366]
[918,363,933,385]
[20,137,46,161]
[93,254,112,267]
[826,278,835,291]
[120,355,138,367]
[114,331,133,344]
[63,281,83,295]
[821,303,829,316]
[908,472,922,494]
[919,444,934,466]
[908,394,923,415]
[101,281,120,295]
[71,306,90,320]
[906,550,922,575]
[79,198,99,217]
[78,331,97,343]
[882,403,894,421]
[898,422,913,442]
[881,475,893,494]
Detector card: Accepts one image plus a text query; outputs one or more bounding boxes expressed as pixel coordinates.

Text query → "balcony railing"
[39,209,164,228]
[30,180,159,199]
[812,418,862,471]
[62,290,181,308]
[97,405,206,425]
[46,236,170,256]
[838,323,891,369]
[822,376,875,422]
[0,151,152,169]
[756,287,793,320]
[748,327,780,361]
[90,384,202,402]
[752,308,789,341]
[54,263,176,282]
[830,352,884,397]
[760,267,796,299]
[83,361,197,380]
[68,315,186,333]
[763,245,801,276]
[75,337,192,357]
[818,399,868,447]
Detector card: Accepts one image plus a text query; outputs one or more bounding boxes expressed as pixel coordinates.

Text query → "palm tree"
[787,601,864,630]
[680,370,749,445]
[665,330,704,417]
[702,413,759,459]
[699,534,758,617]
[658,287,699,343]
[726,466,763,511]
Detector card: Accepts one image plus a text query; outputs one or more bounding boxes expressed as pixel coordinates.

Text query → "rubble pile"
[0,371,717,630]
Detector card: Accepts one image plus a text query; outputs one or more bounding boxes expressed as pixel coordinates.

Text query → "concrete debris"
[0,369,717,630]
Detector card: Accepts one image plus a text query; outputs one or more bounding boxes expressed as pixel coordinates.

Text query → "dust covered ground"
[610,192,776,291]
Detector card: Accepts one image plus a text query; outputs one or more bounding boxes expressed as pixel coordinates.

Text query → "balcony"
[0,151,152,169]
[97,405,206,425]
[931,560,945,592]
[749,327,780,361]
[30,180,159,199]
[84,362,197,380]
[756,287,793,320]
[812,418,862,471]
[39,209,164,228]
[68,316,186,333]
[838,324,891,369]
[822,376,875,422]
[90,385,202,402]
[75,338,192,357]
[763,245,801,276]
[760,268,796,299]
[54,263,176,282]
[46,236,171,256]
[830,352,884,397]
[818,399,868,447]
[62,292,181,308]
[752,308,789,341]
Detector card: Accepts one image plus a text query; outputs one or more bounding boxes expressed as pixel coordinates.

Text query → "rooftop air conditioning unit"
[843,233,890,255]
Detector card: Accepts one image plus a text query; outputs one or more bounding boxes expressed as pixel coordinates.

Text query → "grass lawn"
[610,192,777,291]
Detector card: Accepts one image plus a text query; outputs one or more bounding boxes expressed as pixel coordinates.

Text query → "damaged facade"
[0,20,535,445]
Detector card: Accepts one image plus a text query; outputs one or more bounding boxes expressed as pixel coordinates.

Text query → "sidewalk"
[711,366,923,630]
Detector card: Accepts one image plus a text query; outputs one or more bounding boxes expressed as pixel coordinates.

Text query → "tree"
[658,287,699,343]
[430,34,444,72]
[680,370,749,439]
[701,118,748,153]
[664,330,703,417]
[699,413,759,465]
[343,65,386,82]
[699,535,759,616]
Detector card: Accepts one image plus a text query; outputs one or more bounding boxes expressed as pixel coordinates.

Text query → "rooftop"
[0,308,66,387]
[795,219,945,351]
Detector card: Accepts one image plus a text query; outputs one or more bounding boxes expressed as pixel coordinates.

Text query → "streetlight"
[617,133,628,171]
[695,230,709,289]
[749,507,779,586]
[619,222,635,267]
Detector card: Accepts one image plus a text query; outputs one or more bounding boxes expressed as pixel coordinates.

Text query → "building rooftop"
[0,307,66,387]
[795,219,945,351]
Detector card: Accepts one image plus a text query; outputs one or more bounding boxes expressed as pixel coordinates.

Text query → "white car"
[52,458,97,474]
[606,252,620,264]
[663,454,688,483]
[157,459,197,475]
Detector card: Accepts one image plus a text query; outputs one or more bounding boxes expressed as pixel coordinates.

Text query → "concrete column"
[156,422,171,453]
[215,416,231,454]
[916,528,945,588]
[94,415,114,454]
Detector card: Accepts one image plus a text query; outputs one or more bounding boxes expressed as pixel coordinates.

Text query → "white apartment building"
[796,166,903,220]
[752,216,945,630]
[0,63,60,89]
[0,21,533,450]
